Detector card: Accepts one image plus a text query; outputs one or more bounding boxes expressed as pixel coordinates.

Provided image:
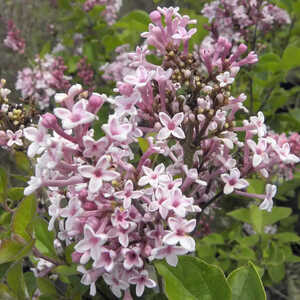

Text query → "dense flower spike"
[83,0,122,25]
[23,7,299,298]
[202,0,291,45]
[16,54,71,109]
[3,20,26,54]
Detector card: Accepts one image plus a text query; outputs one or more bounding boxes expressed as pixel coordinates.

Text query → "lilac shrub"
[202,0,291,46]
[3,19,26,54]
[16,54,71,109]
[23,7,299,298]
[83,0,122,25]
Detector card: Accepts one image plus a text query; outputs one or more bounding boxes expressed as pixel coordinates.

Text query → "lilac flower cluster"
[24,7,299,298]
[3,20,26,54]
[77,57,95,88]
[16,54,71,109]
[202,0,291,45]
[83,0,122,25]
[101,44,137,82]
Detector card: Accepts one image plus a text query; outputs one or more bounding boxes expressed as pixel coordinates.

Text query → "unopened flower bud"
[42,113,57,129]
[82,201,97,211]
[189,113,195,122]
[72,251,82,263]
[172,102,179,112]
[79,189,88,201]
[154,122,161,130]
[203,85,213,94]
[87,93,104,114]
[216,93,224,103]
[149,10,161,25]
[117,82,133,97]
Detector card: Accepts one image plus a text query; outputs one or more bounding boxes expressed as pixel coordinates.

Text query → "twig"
[192,191,223,235]
[268,286,289,300]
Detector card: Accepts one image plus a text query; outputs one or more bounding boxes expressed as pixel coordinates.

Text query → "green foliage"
[155,256,231,300]
[12,195,36,242]
[6,263,28,299]
[228,262,266,300]
[33,217,56,258]
[156,256,266,300]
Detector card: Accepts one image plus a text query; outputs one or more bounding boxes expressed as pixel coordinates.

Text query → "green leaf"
[247,179,265,195]
[267,263,285,283]
[227,262,266,300]
[14,152,31,173]
[33,217,56,257]
[138,137,150,153]
[6,263,27,300]
[263,207,292,226]
[0,167,7,203]
[274,232,300,243]
[282,46,300,70]
[228,206,264,234]
[7,188,24,202]
[54,265,78,276]
[255,53,281,73]
[24,272,37,299]
[155,256,231,300]
[0,283,16,300]
[0,239,34,264]
[12,195,36,241]
[201,233,224,245]
[228,206,292,233]
[37,278,58,297]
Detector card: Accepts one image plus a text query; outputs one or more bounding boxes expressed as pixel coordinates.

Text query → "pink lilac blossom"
[77,57,95,87]
[16,54,71,109]
[3,20,25,54]
[202,0,291,46]
[23,7,299,298]
[83,0,122,25]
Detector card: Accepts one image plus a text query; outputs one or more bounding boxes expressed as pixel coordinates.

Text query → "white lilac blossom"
[23,7,300,299]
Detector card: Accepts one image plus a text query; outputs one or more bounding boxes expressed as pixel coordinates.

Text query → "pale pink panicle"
[4,20,25,54]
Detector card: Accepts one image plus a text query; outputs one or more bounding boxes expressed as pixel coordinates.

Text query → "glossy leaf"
[0,239,34,264]
[155,256,231,300]
[12,195,36,241]
[6,263,27,300]
[33,217,56,257]
[227,262,266,300]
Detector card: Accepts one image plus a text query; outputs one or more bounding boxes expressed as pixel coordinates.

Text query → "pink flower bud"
[79,189,88,201]
[0,131,8,146]
[117,82,133,97]
[82,201,97,211]
[149,10,161,25]
[41,113,57,129]
[72,251,82,263]
[87,93,104,114]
